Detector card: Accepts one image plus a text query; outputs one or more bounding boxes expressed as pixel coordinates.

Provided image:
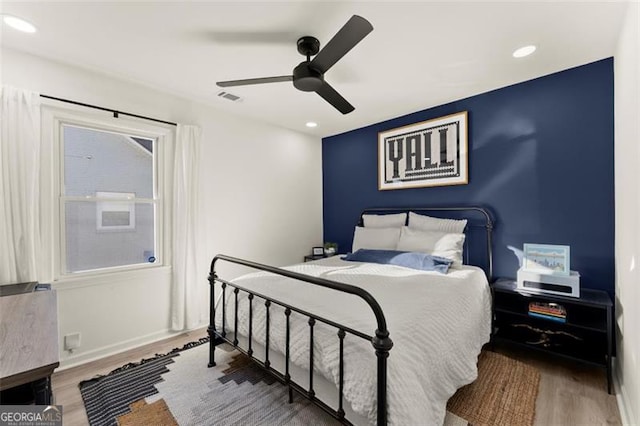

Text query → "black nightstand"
[491,279,614,394]
[304,254,326,262]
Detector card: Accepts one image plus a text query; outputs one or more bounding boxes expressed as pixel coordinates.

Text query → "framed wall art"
[378,111,468,190]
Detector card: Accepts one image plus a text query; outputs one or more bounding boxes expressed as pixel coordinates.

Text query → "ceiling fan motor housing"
[297,36,320,57]
[293,62,324,92]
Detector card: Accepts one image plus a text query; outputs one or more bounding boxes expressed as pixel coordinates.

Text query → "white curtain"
[0,85,48,285]
[171,124,201,331]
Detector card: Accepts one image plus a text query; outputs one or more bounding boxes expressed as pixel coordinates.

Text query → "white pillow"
[408,211,467,234]
[352,226,402,252]
[396,226,466,266]
[362,212,407,228]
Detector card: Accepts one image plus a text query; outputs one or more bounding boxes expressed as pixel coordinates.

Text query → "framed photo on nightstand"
[312,247,325,256]
[523,243,570,276]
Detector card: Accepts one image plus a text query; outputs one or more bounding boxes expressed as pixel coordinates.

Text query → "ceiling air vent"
[217,91,242,102]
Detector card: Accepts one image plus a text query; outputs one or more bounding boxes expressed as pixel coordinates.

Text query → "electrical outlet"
[64,333,81,351]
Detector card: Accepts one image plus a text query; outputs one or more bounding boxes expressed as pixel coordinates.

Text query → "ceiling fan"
[216,15,373,115]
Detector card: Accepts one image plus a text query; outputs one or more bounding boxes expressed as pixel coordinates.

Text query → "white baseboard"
[614,361,638,426]
[56,328,181,371]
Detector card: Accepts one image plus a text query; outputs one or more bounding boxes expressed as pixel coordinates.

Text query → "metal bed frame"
[208,206,494,425]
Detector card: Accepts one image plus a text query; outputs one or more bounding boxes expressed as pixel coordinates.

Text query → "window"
[58,120,166,275]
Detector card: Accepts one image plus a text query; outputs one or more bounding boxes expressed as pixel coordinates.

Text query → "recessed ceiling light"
[2,15,37,33]
[305,122,318,128]
[513,45,536,58]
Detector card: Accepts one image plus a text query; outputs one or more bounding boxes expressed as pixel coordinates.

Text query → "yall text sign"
[378,111,468,190]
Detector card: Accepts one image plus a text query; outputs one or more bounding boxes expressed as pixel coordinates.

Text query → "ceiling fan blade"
[216,75,293,87]
[310,15,373,74]
[316,81,354,114]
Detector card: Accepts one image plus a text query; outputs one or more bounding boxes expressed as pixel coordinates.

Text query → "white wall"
[1,47,323,367]
[614,2,640,425]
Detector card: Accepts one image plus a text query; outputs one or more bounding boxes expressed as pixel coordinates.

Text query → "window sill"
[53,264,171,291]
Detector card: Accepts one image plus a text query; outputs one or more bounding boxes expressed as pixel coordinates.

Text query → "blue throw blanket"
[342,249,453,274]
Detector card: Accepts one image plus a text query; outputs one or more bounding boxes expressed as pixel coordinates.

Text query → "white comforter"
[215,256,492,425]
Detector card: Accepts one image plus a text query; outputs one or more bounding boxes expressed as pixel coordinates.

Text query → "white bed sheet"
[214,256,492,425]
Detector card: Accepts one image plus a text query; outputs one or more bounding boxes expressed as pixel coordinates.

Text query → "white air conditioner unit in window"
[96,191,135,231]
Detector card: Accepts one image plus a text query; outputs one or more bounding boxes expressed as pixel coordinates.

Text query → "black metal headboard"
[358,206,494,281]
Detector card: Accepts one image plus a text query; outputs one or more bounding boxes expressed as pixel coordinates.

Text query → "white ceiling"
[0,1,630,137]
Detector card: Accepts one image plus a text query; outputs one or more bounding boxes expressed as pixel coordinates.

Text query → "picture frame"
[312,246,325,256]
[523,243,571,276]
[378,111,468,190]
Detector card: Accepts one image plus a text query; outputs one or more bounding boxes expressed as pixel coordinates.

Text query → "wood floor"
[52,330,621,426]
[493,343,621,425]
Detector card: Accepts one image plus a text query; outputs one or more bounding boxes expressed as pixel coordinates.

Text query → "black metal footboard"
[208,254,393,425]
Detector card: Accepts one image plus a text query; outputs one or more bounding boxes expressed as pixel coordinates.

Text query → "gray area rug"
[145,343,470,425]
[145,343,341,425]
[82,339,472,425]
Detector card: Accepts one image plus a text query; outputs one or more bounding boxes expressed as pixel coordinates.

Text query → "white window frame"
[42,106,173,280]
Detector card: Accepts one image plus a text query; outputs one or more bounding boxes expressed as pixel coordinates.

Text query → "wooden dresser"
[0,289,60,404]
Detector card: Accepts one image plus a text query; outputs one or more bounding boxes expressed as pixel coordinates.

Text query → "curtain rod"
[39,94,177,127]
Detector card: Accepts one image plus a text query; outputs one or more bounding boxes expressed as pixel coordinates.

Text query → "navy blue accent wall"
[322,58,614,295]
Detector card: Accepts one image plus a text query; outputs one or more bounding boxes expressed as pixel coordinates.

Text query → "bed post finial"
[372,329,393,425]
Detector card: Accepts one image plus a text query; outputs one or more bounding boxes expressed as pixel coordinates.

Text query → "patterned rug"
[80,340,540,426]
[79,338,210,426]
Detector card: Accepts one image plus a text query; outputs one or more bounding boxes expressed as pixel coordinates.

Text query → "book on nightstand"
[528,301,566,323]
